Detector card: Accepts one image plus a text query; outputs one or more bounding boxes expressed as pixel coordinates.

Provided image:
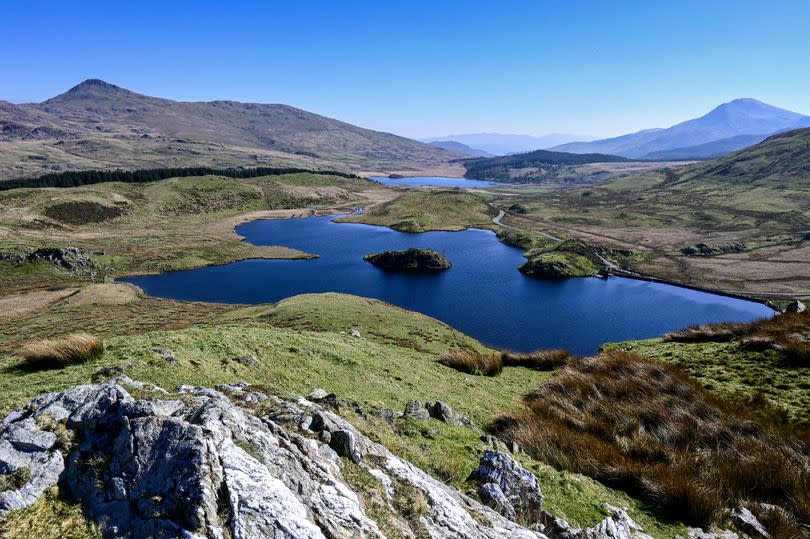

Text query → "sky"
[2,1,810,139]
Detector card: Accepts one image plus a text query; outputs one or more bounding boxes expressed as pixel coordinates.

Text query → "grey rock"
[234,354,260,369]
[151,347,177,363]
[329,430,362,464]
[469,450,543,522]
[378,408,396,423]
[297,415,314,431]
[403,400,430,421]
[730,507,770,539]
[427,400,464,425]
[0,452,65,513]
[0,379,545,538]
[317,444,341,465]
[544,504,655,539]
[479,482,517,521]
[308,388,329,400]
[310,411,341,433]
[4,419,58,452]
[686,528,739,539]
[350,329,361,338]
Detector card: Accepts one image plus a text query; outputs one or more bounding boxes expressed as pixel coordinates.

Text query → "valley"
[0,51,809,539]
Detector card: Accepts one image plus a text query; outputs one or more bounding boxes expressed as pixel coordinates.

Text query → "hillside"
[493,128,810,296]
[427,140,492,157]
[0,79,456,179]
[552,98,809,159]
[642,134,768,160]
[462,148,629,183]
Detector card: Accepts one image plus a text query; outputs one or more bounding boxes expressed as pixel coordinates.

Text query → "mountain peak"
[708,98,796,117]
[68,79,122,92]
[46,79,132,103]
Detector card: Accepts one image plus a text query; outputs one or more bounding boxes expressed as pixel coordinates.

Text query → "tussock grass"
[18,333,104,370]
[665,311,810,364]
[501,349,572,370]
[490,351,810,535]
[663,321,750,342]
[438,350,502,376]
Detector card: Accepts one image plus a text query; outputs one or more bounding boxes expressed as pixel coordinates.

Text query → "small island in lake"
[364,248,452,273]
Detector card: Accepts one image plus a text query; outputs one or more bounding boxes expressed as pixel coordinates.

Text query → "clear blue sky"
[2,1,809,138]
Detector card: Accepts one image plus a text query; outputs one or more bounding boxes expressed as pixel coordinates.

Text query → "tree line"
[0,166,361,191]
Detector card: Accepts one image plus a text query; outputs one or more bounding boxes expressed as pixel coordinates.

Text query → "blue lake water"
[371,176,503,188]
[122,215,772,354]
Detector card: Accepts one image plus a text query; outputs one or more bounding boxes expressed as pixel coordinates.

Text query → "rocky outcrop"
[0,378,542,538]
[468,450,544,522]
[403,399,470,427]
[364,248,452,273]
[729,507,770,539]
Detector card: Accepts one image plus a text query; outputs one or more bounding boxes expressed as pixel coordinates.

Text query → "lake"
[371,176,503,188]
[122,215,772,354]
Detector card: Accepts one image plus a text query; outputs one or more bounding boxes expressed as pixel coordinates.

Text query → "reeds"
[438,350,503,376]
[501,349,571,370]
[19,333,104,369]
[490,351,810,535]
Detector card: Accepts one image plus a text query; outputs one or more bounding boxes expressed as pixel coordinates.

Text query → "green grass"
[0,486,100,539]
[338,190,496,232]
[0,173,387,294]
[604,338,810,424]
[223,292,489,354]
[0,290,687,535]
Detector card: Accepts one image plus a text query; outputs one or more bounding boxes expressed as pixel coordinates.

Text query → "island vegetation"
[364,248,452,272]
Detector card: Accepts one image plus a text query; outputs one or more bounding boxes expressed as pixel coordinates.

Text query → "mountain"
[0,79,454,179]
[551,99,810,159]
[598,127,810,199]
[641,134,769,161]
[669,127,810,187]
[427,140,492,157]
[424,133,596,155]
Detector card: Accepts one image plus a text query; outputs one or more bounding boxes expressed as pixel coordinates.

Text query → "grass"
[0,172,392,296]
[18,333,103,370]
[223,293,490,354]
[338,190,496,232]
[501,349,572,370]
[520,241,600,278]
[609,311,810,424]
[0,291,693,536]
[437,350,503,376]
[0,467,31,492]
[490,351,810,535]
[482,130,810,297]
[0,486,100,539]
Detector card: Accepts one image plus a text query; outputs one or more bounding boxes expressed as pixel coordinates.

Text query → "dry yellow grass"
[19,333,104,369]
[437,350,503,376]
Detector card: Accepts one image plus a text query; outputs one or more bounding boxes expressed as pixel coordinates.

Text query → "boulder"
[468,450,543,522]
[364,248,452,273]
[427,400,464,425]
[403,400,431,421]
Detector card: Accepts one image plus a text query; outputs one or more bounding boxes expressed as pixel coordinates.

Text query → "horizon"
[3,1,810,139]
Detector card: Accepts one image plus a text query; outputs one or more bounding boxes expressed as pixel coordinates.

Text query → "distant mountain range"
[423,133,596,156]
[426,140,493,157]
[0,79,455,179]
[551,99,810,160]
